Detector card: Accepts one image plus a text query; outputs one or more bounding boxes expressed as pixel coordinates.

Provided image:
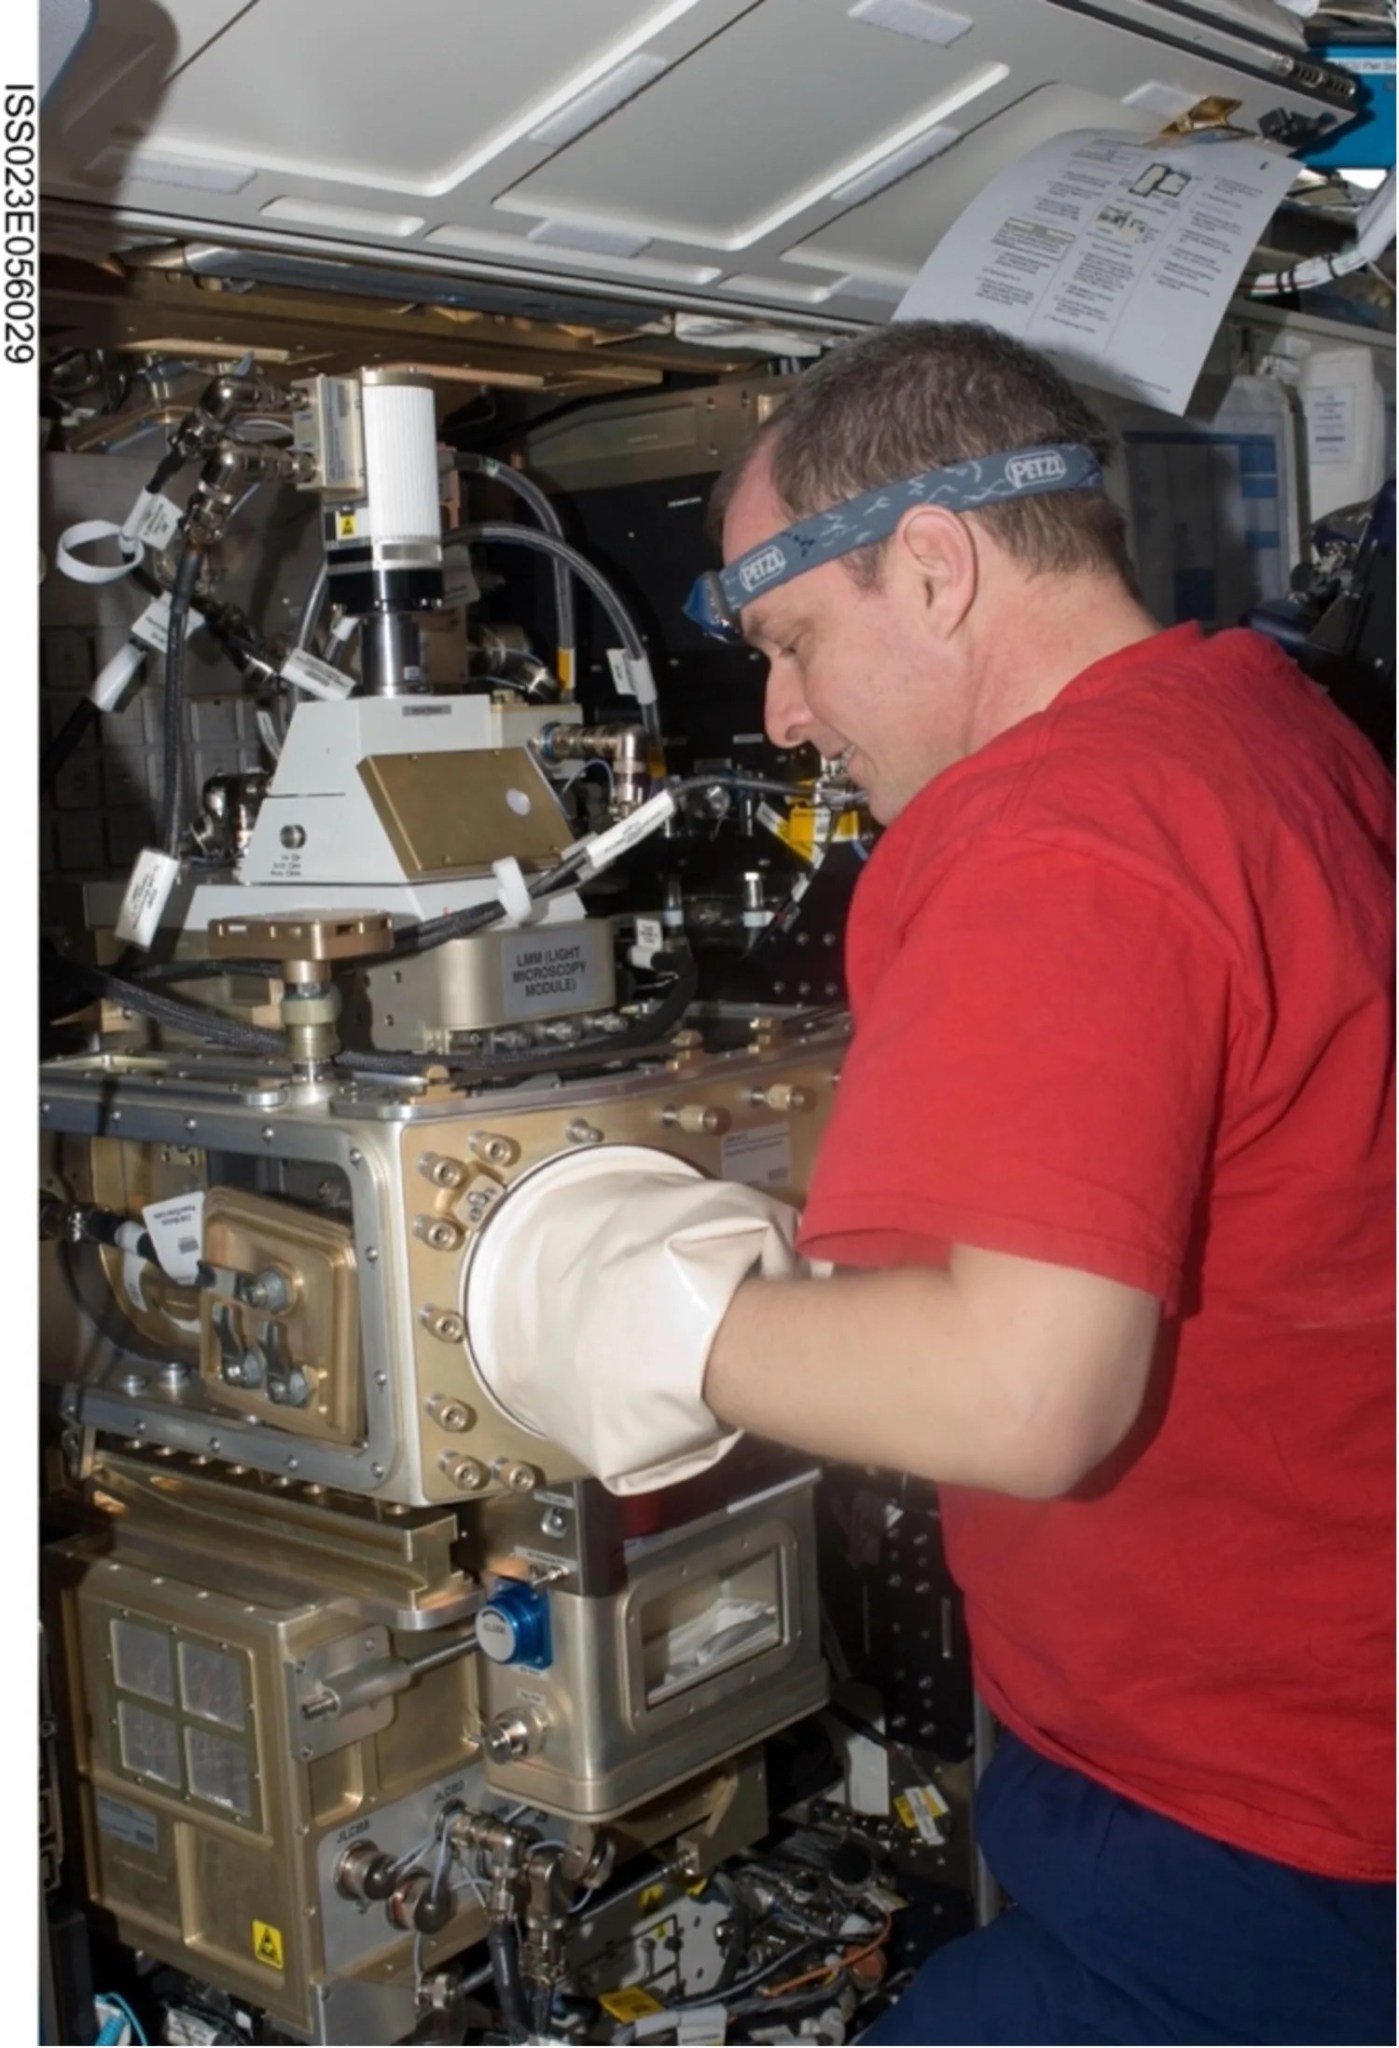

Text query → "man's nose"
[764,666,810,750]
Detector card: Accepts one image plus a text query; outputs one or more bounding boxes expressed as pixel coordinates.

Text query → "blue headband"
[684,441,1104,641]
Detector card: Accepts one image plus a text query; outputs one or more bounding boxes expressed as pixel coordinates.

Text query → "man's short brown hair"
[715,320,1137,590]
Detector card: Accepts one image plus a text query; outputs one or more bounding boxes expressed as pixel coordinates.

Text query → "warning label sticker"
[501,930,596,1021]
[252,1920,285,1970]
[598,1985,665,2022]
[894,1782,950,1845]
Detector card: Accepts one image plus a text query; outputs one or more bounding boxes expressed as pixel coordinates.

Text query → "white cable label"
[130,593,206,657]
[580,788,677,876]
[130,594,173,653]
[280,648,355,700]
[142,1192,206,1285]
[121,489,183,550]
[626,653,658,705]
[605,647,635,698]
[114,847,181,948]
[635,915,664,956]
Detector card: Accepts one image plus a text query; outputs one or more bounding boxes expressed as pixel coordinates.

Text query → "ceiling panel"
[41,0,1358,330]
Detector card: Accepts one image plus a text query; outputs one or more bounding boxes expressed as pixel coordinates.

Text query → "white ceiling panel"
[42,0,1361,330]
[495,0,1013,248]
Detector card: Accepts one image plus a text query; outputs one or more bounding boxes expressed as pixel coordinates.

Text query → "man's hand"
[463,1145,811,1493]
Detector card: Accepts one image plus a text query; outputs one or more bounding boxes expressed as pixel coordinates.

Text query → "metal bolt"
[439,1452,487,1492]
[365,1246,379,1263]
[119,1372,148,1396]
[280,824,307,849]
[663,1103,730,1136]
[493,1457,540,1495]
[420,1154,467,1189]
[540,1507,569,1538]
[262,1126,276,1142]
[415,1215,465,1252]
[468,1131,519,1168]
[420,1308,466,1345]
[565,1120,602,1145]
[349,1148,363,1166]
[426,1393,473,1432]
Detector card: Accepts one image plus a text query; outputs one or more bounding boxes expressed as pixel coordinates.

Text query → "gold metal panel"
[400,1025,848,1500]
[357,746,574,877]
[47,1470,488,2036]
[199,1188,362,1443]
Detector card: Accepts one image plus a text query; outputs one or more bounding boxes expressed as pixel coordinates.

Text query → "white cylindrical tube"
[361,376,441,551]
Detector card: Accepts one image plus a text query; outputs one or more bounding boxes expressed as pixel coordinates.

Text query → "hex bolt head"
[419,1154,467,1189]
[468,1131,519,1168]
[420,1307,465,1345]
[494,1457,540,1495]
[415,1215,465,1253]
[426,1393,474,1433]
[439,1452,488,1491]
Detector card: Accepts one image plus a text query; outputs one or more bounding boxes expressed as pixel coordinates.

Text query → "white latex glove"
[463,1144,812,1494]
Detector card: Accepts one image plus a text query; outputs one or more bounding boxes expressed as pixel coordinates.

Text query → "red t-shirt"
[799,623,1395,1883]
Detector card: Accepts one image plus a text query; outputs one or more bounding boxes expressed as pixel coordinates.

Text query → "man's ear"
[894,504,978,639]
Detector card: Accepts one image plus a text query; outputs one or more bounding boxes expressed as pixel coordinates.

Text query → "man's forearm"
[701,1258,1156,1499]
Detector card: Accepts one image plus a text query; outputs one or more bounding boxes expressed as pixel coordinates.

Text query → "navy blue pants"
[863,1732,1395,2045]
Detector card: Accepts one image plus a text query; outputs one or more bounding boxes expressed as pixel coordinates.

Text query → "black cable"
[40,698,98,792]
[485,1924,531,2046]
[662,1934,833,2012]
[709,1871,752,1995]
[60,961,284,1055]
[159,543,203,857]
[148,444,185,494]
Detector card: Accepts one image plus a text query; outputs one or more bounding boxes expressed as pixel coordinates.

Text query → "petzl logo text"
[738,545,788,593]
[1006,451,1068,489]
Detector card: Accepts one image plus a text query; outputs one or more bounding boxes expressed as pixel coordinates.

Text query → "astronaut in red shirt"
[472,321,1395,2044]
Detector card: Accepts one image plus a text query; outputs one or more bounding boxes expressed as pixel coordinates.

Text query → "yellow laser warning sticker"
[894,1782,950,1844]
[599,1986,665,2022]
[637,1883,666,1912]
[335,511,359,538]
[252,1920,284,1970]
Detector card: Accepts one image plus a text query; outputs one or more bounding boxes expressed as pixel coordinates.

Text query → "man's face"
[721,452,967,824]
